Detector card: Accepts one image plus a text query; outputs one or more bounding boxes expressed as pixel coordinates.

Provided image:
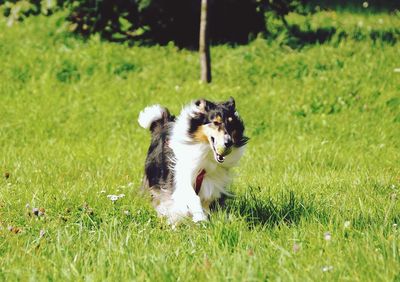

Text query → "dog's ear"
[224,96,235,110]
[194,99,213,113]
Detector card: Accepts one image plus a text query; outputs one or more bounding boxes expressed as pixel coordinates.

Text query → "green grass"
[1,11,399,281]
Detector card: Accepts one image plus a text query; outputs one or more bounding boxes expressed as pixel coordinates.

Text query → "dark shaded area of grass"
[286,24,337,47]
[222,188,327,228]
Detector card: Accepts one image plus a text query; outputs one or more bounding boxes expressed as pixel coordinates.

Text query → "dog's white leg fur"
[174,163,207,223]
[167,143,208,224]
[167,105,210,223]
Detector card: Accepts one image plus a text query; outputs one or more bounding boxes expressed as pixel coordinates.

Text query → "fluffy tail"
[138,105,173,131]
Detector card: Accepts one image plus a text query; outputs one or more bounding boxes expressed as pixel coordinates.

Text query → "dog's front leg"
[171,168,207,223]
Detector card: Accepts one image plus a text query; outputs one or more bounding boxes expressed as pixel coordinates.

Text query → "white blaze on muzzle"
[203,124,233,163]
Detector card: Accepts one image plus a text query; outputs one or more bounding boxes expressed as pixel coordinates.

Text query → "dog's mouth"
[210,137,225,163]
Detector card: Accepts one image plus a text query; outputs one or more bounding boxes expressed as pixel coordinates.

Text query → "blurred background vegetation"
[1,0,399,48]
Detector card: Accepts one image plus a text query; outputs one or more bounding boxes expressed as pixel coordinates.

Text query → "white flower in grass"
[107,195,119,202]
[362,1,368,8]
[344,221,351,228]
[324,232,332,241]
[39,230,46,238]
[107,194,125,202]
[322,265,334,272]
[124,210,130,216]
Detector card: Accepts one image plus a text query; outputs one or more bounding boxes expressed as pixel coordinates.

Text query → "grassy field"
[0,11,399,281]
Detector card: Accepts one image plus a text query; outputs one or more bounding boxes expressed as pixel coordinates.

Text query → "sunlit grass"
[0,11,399,281]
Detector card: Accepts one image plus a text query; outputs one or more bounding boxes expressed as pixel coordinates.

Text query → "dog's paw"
[192,212,208,223]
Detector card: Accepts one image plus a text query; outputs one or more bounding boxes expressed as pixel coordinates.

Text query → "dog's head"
[188,97,249,163]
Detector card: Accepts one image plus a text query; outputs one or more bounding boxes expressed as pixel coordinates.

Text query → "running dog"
[138,97,248,224]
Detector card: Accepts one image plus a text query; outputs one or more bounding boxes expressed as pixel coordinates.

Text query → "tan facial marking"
[193,125,209,143]
[228,117,233,122]
[214,115,222,124]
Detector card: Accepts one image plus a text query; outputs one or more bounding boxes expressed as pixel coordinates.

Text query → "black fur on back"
[142,109,175,193]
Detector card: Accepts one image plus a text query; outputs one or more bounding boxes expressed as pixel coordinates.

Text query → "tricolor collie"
[138,98,248,224]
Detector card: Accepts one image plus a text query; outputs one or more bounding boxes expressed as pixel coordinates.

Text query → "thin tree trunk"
[199,0,211,83]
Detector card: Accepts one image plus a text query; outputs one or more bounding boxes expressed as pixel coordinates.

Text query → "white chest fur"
[171,141,244,203]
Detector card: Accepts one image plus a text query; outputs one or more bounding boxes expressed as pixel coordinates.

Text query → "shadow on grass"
[217,187,327,228]
[284,23,398,48]
[285,24,336,47]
